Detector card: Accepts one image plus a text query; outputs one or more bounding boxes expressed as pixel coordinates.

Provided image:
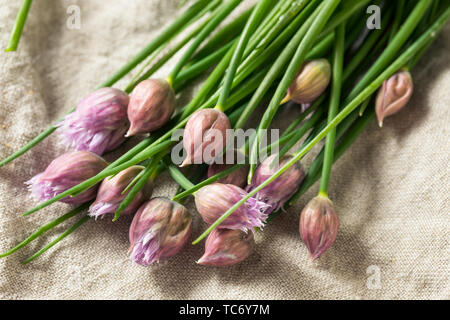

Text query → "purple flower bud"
[126,79,175,136]
[181,109,231,166]
[299,195,339,260]
[375,70,413,127]
[58,87,130,155]
[207,150,249,188]
[129,197,192,266]
[248,154,305,214]
[194,183,269,232]
[89,166,153,219]
[284,59,331,104]
[197,228,255,267]
[27,151,108,204]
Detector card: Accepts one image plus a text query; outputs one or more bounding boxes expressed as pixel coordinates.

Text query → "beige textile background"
[0,0,449,300]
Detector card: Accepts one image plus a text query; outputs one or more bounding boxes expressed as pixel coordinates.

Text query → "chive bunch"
[1,0,449,266]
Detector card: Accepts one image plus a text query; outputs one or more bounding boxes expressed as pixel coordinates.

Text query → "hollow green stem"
[167,0,242,86]
[23,215,90,264]
[0,203,89,258]
[166,161,196,191]
[389,0,406,41]
[247,0,341,183]
[216,0,274,110]
[5,0,33,52]
[192,8,450,244]
[318,23,345,197]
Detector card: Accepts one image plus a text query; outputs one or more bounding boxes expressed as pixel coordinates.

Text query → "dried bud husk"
[248,153,305,214]
[126,79,176,136]
[299,195,339,260]
[129,197,192,266]
[197,228,255,267]
[284,59,331,104]
[207,150,249,188]
[27,151,108,204]
[195,183,269,232]
[181,109,231,166]
[89,166,153,219]
[58,87,129,155]
[375,70,413,127]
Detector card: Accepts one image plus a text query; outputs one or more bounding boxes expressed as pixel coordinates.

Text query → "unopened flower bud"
[181,109,231,166]
[197,228,255,267]
[299,195,339,260]
[207,150,249,188]
[129,197,192,266]
[195,183,269,232]
[126,79,176,136]
[284,59,331,104]
[375,70,413,127]
[89,166,153,218]
[27,151,108,204]
[58,88,130,155]
[248,153,305,214]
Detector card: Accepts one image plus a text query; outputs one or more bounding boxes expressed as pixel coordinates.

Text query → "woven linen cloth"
[0,0,449,300]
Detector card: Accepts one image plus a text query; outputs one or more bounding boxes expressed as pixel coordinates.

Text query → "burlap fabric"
[0,0,448,300]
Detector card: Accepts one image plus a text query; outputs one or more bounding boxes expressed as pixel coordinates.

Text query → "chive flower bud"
[126,79,176,136]
[247,154,305,214]
[181,109,231,167]
[89,166,153,219]
[197,228,255,267]
[58,87,130,155]
[207,150,249,188]
[194,183,269,232]
[129,197,192,266]
[375,70,413,127]
[27,151,108,204]
[299,195,339,260]
[284,59,331,104]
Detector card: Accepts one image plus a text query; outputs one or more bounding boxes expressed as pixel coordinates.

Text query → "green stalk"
[192,7,450,244]
[5,0,33,52]
[0,203,89,258]
[0,0,209,168]
[166,162,196,191]
[318,23,345,197]
[216,0,274,110]
[235,1,324,130]
[247,0,341,183]
[167,0,242,86]
[23,215,90,264]
[389,0,406,41]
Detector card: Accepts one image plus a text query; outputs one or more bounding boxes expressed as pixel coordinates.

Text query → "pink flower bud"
[27,151,108,204]
[58,87,129,155]
[197,228,255,267]
[181,109,231,166]
[89,166,153,219]
[126,79,175,136]
[248,154,305,214]
[129,197,192,266]
[207,150,249,188]
[299,195,339,260]
[284,59,331,104]
[195,183,269,232]
[375,70,413,127]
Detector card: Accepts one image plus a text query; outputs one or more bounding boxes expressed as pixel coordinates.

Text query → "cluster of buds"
[299,195,339,260]
[375,70,413,127]
[195,183,269,232]
[58,88,130,155]
[27,151,108,204]
[126,79,176,136]
[89,166,153,219]
[283,59,331,105]
[129,197,192,266]
[247,153,305,214]
[182,109,231,166]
